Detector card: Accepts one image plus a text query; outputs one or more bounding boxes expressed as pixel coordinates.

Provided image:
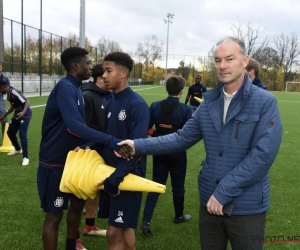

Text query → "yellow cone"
[194,96,203,104]
[60,149,166,200]
[0,123,15,153]
[61,149,88,199]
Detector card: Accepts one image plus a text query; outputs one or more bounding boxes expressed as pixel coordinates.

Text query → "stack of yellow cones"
[59,149,166,200]
[0,123,15,153]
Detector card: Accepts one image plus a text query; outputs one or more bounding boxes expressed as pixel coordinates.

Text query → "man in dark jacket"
[80,63,110,238]
[81,64,110,132]
[185,75,207,112]
[245,58,267,89]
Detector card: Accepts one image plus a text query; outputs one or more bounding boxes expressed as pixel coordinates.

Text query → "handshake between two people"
[115,139,135,160]
[74,139,136,161]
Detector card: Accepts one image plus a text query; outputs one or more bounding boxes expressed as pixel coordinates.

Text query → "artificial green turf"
[0,87,299,249]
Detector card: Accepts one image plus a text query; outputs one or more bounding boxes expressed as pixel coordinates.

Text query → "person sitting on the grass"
[0,79,32,166]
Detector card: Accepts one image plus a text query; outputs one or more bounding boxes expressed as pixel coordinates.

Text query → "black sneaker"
[173,214,192,224]
[141,221,152,236]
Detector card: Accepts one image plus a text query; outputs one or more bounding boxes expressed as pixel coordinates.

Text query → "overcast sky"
[3,0,300,67]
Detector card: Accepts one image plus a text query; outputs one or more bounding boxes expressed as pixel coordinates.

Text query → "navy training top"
[39,74,119,169]
[252,77,267,90]
[99,87,150,194]
[149,96,192,135]
[185,83,207,107]
[7,86,32,118]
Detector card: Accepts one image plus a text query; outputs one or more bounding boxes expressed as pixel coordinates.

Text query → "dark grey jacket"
[81,81,109,132]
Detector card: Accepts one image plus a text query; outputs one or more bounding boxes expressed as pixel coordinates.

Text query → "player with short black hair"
[103,51,133,72]
[37,47,126,250]
[185,74,207,112]
[95,51,149,250]
[60,47,89,72]
[91,63,105,81]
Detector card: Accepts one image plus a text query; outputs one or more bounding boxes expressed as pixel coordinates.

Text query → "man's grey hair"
[215,36,247,55]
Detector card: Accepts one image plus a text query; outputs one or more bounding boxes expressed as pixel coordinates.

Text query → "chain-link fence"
[1,17,152,96]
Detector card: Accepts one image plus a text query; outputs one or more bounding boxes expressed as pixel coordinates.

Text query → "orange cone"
[60,149,166,200]
[0,123,15,153]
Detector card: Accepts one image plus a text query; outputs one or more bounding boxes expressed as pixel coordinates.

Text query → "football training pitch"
[0,86,299,250]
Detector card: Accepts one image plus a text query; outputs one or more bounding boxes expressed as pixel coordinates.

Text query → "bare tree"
[0,0,4,62]
[96,37,122,56]
[231,19,269,56]
[274,33,300,82]
[176,60,191,80]
[252,46,279,70]
[135,35,163,73]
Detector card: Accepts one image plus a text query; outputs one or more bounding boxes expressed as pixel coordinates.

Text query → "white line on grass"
[132,86,163,92]
[31,104,46,109]
[30,86,163,108]
[278,100,300,103]
[141,93,166,96]
[29,88,299,109]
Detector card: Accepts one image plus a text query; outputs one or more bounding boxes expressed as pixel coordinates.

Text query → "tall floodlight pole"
[21,0,24,92]
[0,0,4,62]
[164,13,174,83]
[79,0,86,48]
[39,0,42,95]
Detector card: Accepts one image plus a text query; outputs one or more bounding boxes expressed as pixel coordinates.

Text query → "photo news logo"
[253,235,300,244]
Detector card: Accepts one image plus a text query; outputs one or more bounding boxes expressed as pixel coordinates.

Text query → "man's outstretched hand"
[115,140,135,160]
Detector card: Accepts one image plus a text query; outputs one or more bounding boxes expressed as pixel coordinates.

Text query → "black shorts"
[98,190,142,229]
[37,165,70,212]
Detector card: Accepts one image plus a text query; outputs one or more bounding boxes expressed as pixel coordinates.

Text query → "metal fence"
[2,17,151,95]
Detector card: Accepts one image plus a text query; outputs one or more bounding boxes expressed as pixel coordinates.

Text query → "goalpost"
[285,82,300,92]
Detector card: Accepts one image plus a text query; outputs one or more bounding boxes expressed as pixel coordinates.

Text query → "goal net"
[285,82,300,92]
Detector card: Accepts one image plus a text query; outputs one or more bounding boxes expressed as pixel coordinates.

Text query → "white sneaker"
[22,157,29,166]
[7,149,23,155]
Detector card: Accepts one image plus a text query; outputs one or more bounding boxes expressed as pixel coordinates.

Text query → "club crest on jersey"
[54,197,64,207]
[118,110,126,121]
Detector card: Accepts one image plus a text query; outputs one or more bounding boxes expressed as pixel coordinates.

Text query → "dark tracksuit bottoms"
[7,117,31,158]
[142,98,192,222]
[143,152,187,221]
